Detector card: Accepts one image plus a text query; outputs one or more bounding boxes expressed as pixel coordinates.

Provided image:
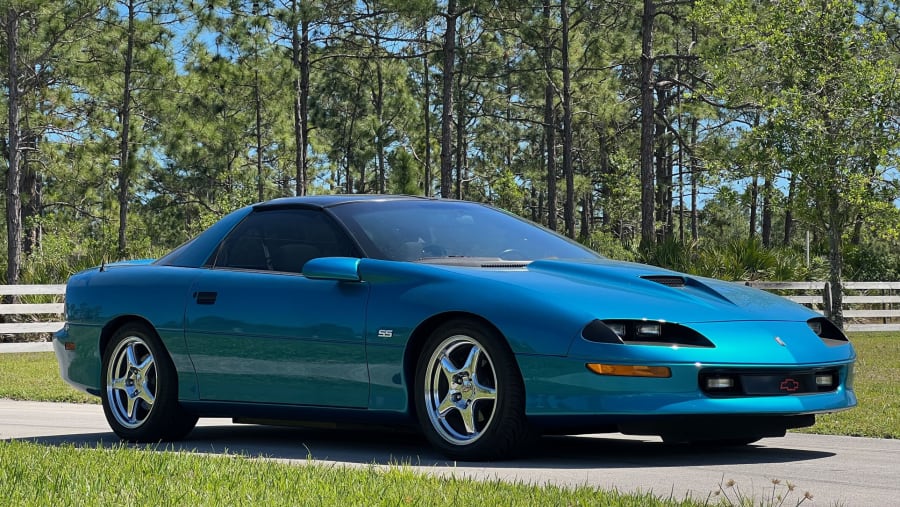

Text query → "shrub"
[844,241,900,281]
[586,229,639,262]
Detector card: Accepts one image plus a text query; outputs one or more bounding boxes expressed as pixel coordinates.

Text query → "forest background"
[2,0,899,326]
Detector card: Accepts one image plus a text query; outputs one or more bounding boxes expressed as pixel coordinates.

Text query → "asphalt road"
[2,400,898,506]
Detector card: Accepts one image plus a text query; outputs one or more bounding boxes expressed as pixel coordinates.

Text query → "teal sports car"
[54,195,856,460]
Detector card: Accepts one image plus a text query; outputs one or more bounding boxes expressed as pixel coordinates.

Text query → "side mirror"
[302,257,361,282]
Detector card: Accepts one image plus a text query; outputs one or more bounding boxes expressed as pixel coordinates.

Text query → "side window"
[212,209,358,273]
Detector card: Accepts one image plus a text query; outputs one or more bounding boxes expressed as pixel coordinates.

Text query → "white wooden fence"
[0,284,66,335]
[747,281,900,332]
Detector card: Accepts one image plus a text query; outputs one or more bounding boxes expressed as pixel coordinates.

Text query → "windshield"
[329,200,601,263]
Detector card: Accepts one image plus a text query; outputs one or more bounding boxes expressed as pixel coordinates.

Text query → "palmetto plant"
[641,238,822,282]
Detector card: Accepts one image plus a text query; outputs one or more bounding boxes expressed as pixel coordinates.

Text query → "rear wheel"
[415,320,533,460]
[101,323,197,442]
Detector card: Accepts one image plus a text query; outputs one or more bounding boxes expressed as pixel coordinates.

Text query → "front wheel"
[101,323,197,442]
[415,320,533,460]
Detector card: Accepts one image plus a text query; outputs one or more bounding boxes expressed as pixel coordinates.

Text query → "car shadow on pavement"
[14,421,834,469]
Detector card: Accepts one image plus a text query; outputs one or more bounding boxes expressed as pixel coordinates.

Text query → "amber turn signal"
[586,363,671,378]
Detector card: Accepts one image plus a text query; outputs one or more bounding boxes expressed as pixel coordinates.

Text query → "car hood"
[426,258,819,324]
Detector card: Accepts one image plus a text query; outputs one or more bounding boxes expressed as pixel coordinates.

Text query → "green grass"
[0,440,709,507]
[796,332,900,439]
[0,352,97,403]
[2,332,898,438]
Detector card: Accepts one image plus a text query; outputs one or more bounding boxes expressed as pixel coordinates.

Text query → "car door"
[184,207,370,407]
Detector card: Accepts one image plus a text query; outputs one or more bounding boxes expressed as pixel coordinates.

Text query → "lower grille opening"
[699,368,840,397]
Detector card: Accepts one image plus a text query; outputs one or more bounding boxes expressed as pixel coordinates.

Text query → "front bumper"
[518,354,857,419]
[53,324,102,396]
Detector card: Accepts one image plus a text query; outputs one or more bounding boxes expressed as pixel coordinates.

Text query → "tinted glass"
[330,200,601,262]
[212,209,359,273]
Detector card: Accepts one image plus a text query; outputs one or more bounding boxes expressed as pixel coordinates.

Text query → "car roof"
[254,194,435,210]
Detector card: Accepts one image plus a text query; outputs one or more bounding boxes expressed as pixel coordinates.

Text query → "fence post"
[822,281,832,319]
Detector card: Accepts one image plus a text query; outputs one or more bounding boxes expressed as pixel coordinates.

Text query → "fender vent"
[641,275,686,287]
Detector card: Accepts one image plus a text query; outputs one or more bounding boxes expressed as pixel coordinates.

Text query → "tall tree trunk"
[354,76,366,193]
[783,172,797,245]
[561,0,575,239]
[344,132,353,194]
[343,103,355,194]
[537,190,545,226]
[439,0,458,198]
[255,69,264,202]
[665,131,674,238]
[454,99,465,199]
[827,196,844,329]
[22,132,40,255]
[747,114,760,242]
[117,0,136,258]
[542,0,557,231]
[599,129,611,229]
[748,176,758,240]
[654,89,671,241]
[504,55,513,170]
[423,29,432,196]
[454,34,465,200]
[545,99,558,231]
[639,0,656,249]
[850,214,864,245]
[677,124,684,243]
[579,193,590,240]
[292,8,310,196]
[690,118,699,241]
[374,60,386,193]
[761,176,773,246]
[5,7,23,286]
[824,134,846,327]
[688,27,699,242]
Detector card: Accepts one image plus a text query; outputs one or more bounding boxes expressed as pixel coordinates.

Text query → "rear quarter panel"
[60,264,203,398]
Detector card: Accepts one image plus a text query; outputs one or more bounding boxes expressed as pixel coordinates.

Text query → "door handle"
[195,291,218,305]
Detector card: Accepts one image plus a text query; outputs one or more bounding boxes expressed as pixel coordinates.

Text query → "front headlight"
[806,317,849,346]
[582,319,714,348]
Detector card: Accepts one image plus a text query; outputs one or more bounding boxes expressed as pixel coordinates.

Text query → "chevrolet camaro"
[54,195,857,460]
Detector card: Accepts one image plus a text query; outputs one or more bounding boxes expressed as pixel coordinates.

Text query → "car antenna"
[100,255,107,272]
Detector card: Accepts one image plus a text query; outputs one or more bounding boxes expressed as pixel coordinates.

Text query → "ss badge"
[377,329,394,338]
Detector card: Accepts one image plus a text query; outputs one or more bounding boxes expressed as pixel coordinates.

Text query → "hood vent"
[481,261,531,269]
[641,275,686,288]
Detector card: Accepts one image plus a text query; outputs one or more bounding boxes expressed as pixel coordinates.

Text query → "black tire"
[101,322,198,442]
[414,319,534,460]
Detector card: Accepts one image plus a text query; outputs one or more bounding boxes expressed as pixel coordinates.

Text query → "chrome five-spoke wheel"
[101,323,197,442]
[423,335,498,445]
[415,320,533,460]
[106,335,157,429]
